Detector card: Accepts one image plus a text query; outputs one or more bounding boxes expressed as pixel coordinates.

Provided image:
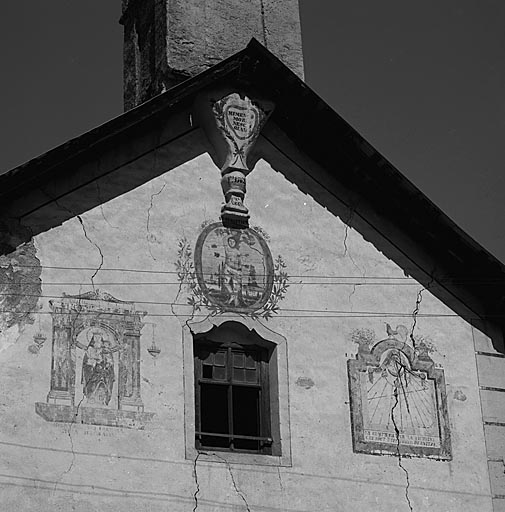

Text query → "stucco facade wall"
[0,153,494,511]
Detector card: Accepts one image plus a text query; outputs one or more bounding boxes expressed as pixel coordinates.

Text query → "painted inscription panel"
[224,103,259,141]
[348,325,451,459]
[212,92,272,171]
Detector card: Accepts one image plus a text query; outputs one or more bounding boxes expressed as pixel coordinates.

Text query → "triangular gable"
[0,39,503,349]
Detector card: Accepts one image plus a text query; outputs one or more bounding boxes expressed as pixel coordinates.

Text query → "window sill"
[183,315,292,469]
[187,446,292,467]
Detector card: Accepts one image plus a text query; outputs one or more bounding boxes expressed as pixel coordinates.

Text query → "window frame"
[182,315,292,467]
[194,340,272,454]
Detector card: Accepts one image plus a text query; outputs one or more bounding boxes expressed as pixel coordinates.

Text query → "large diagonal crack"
[389,280,435,511]
[146,183,166,261]
[46,194,103,288]
[391,369,414,511]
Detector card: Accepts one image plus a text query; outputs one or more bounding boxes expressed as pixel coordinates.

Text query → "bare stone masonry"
[121,0,304,110]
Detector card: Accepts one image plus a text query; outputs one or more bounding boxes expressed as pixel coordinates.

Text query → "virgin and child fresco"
[80,330,118,407]
[194,223,274,312]
[35,290,154,428]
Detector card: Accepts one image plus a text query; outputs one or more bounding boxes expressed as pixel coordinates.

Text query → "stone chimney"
[120,0,304,111]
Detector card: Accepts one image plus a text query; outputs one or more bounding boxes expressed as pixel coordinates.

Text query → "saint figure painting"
[194,223,274,312]
[81,331,117,406]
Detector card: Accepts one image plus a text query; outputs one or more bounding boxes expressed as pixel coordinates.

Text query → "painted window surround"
[183,314,292,466]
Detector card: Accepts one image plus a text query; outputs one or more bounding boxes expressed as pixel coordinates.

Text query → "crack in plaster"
[94,181,119,230]
[409,275,434,350]
[394,360,411,415]
[391,364,414,512]
[47,195,104,288]
[342,208,366,277]
[53,293,86,496]
[76,215,104,288]
[62,396,85,476]
[277,466,284,492]
[213,454,252,512]
[388,278,434,512]
[348,283,358,312]
[409,288,425,350]
[146,183,167,261]
[342,216,351,258]
[192,452,203,512]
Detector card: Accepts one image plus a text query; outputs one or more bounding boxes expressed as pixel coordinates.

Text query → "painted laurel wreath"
[175,236,289,320]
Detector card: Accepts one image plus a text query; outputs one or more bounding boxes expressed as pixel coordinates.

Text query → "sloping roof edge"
[1,39,504,347]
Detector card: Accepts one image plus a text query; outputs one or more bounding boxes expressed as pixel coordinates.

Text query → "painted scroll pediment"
[62,289,132,304]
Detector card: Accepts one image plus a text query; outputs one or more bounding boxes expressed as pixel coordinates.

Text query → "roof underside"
[1,39,504,350]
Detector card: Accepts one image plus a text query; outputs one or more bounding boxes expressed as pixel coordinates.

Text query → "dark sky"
[1,1,504,263]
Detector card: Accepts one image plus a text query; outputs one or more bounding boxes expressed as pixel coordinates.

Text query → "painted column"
[47,304,74,405]
[119,317,145,412]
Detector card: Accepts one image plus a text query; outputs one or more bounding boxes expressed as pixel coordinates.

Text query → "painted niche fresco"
[176,222,288,319]
[35,290,154,429]
[347,325,451,459]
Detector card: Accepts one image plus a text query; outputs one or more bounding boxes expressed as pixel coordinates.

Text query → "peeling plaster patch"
[0,240,42,353]
[295,377,315,389]
[453,390,467,402]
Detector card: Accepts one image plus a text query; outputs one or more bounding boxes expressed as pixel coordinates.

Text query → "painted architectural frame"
[35,290,154,429]
[347,326,452,460]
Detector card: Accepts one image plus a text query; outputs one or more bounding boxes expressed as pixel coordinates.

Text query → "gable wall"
[0,143,499,511]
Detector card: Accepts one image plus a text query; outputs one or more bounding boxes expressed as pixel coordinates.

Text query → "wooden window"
[194,340,272,454]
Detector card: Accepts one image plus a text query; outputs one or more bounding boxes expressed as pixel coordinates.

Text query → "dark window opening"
[194,341,272,454]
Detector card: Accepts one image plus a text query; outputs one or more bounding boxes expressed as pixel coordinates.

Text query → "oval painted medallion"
[194,223,274,312]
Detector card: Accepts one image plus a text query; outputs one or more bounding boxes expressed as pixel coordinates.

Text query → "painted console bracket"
[195,91,274,229]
